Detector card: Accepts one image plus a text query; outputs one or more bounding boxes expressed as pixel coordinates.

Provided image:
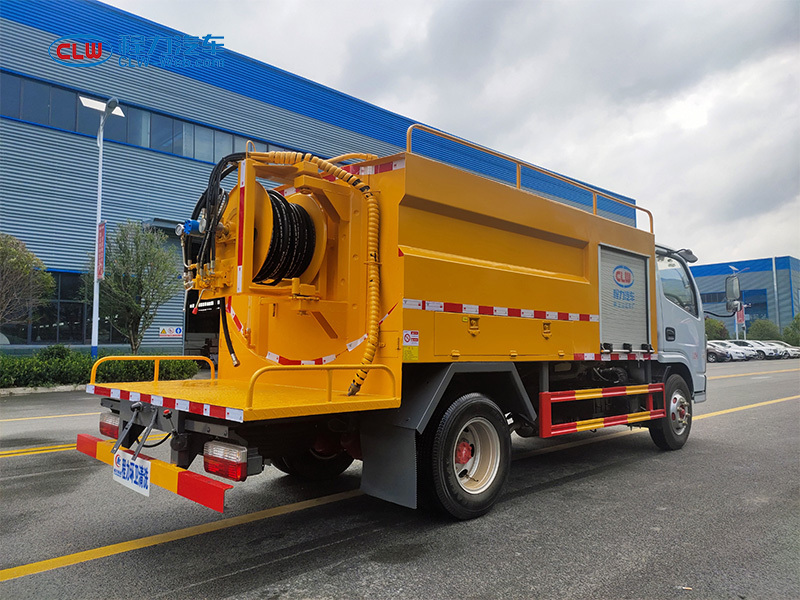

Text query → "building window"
[0,71,21,119]
[1,70,282,164]
[49,86,77,131]
[150,113,175,153]
[76,94,102,136]
[127,107,150,147]
[214,130,232,161]
[21,78,49,125]
[700,292,726,304]
[0,271,132,346]
[194,125,214,162]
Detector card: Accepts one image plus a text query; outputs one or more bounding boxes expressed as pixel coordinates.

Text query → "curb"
[0,384,87,397]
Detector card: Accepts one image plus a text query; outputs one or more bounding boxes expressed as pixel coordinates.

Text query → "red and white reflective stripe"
[574,352,654,361]
[77,434,233,513]
[236,161,246,293]
[277,159,406,197]
[226,297,245,333]
[402,298,599,323]
[341,159,406,176]
[261,303,398,366]
[86,385,244,423]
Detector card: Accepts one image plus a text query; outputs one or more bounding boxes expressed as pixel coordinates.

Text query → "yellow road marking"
[0,444,75,457]
[0,434,170,458]
[0,489,363,582]
[708,367,799,380]
[694,395,800,420]
[2,394,799,582]
[0,412,101,423]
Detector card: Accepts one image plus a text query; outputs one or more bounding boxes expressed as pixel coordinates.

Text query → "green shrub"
[0,345,199,388]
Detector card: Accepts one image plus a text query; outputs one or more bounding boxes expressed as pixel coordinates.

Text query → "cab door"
[655,253,705,395]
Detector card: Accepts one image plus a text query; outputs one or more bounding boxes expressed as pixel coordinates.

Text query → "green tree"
[0,234,55,327]
[90,221,181,354]
[704,317,729,340]
[747,319,780,341]
[782,314,800,346]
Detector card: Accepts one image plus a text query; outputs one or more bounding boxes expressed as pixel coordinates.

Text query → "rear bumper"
[76,434,233,512]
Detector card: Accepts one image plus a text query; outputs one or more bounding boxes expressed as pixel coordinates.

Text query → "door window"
[657,255,698,317]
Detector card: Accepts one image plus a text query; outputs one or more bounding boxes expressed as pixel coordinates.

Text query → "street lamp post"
[80,97,124,358]
[729,265,750,340]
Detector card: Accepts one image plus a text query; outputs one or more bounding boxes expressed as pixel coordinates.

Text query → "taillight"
[99,413,120,438]
[204,441,248,482]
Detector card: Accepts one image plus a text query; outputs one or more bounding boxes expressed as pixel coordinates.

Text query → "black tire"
[707,352,717,363]
[275,449,354,481]
[419,393,511,520]
[756,351,765,360]
[649,374,692,451]
[271,456,293,475]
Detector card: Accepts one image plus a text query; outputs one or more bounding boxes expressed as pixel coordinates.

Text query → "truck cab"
[654,245,706,403]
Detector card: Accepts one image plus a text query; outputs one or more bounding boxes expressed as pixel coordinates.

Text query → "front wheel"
[707,352,717,363]
[756,351,766,360]
[420,393,511,520]
[649,374,692,451]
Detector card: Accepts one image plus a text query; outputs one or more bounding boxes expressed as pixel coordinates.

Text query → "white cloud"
[104,0,800,263]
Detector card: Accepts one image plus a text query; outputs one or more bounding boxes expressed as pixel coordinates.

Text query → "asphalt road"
[1,360,798,599]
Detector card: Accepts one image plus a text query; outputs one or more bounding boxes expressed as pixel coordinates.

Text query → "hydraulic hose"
[250,151,381,396]
[220,298,240,367]
[327,152,378,164]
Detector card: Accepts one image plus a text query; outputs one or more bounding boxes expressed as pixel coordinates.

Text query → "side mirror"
[725,275,741,312]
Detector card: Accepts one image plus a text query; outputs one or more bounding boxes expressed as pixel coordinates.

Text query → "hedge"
[0,345,199,388]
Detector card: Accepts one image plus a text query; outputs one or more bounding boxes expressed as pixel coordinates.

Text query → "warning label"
[159,326,183,338]
[402,329,419,361]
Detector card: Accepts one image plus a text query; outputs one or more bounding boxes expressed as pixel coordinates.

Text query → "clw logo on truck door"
[613,265,634,288]
[49,36,112,66]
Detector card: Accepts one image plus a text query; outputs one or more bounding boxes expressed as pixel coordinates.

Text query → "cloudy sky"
[106,0,799,265]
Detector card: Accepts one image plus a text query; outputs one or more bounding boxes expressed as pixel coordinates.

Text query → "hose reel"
[248,184,327,286]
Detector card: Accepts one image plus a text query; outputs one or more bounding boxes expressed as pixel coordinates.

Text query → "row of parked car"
[706,339,800,362]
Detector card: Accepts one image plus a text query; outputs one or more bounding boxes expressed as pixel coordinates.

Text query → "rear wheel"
[650,374,692,451]
[273,449,354,481]
[756,350,765,360]
[707,352,717,363]
[419,393,511,520]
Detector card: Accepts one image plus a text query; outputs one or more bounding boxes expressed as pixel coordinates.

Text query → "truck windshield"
[657,255,698,317]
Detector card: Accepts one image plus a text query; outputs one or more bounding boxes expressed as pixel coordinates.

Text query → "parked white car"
[729,339,780,359]
[712,340,756,360]
[708,341,746,361]
[765,340,800,359]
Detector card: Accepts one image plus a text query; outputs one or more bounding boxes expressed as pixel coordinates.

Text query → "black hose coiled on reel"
[253,189,316,285]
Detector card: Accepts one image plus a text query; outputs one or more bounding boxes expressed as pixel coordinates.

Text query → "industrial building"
[690,257,800,338]
[1,0,651,353]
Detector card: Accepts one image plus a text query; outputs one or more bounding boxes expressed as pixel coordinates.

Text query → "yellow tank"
[118,125,656,422]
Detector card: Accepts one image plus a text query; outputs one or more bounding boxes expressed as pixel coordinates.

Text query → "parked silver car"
[765,340,800,359]
[712,340,756,360]
[729,339,779,359]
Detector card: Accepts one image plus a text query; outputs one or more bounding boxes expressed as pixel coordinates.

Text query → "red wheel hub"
[455,441,473,465]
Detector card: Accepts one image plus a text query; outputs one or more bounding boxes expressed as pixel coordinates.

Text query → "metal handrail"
[246,363,397,409]
[406,123,654,233]
[90,355,215,384]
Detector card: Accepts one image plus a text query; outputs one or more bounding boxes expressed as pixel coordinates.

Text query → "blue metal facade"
[691,256,800,336]
[1,0,638,350]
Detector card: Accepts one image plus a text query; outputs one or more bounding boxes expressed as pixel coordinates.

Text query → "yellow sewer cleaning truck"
[77,124,739,519]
